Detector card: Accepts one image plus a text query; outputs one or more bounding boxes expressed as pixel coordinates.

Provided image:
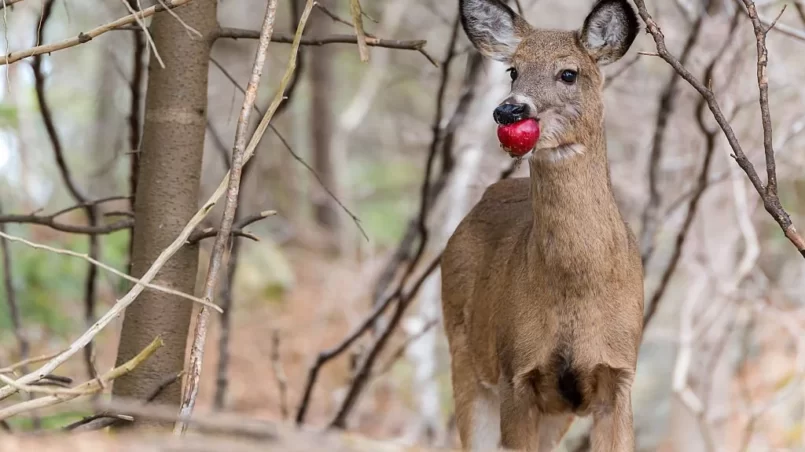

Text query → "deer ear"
[460,0,531,64]
[579,0,640,65]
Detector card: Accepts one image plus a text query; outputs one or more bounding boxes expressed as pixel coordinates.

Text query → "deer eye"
[560,69,578,84]
[507,67,518,81]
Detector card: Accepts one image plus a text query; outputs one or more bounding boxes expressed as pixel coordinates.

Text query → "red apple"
[497,118,540,157]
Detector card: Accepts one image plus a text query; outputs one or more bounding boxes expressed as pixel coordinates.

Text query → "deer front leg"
[500,375,540,451]
[590,369,635,452]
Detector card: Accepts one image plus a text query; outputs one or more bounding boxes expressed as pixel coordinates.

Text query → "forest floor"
[0,244,457,450]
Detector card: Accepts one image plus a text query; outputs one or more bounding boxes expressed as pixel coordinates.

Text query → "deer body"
[441,1,644,450]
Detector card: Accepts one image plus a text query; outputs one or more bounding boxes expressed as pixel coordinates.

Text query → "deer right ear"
[579,0,640,65]
[459,0,530,63]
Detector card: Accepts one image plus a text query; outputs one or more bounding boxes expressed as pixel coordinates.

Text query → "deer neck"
[526,130,626,274]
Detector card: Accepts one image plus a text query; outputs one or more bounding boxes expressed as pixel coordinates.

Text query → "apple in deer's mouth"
[497,118,540,157]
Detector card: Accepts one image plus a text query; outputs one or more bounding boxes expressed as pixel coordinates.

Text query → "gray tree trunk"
[111,0,218,429]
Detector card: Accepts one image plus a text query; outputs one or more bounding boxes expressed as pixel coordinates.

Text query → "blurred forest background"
[0,0,803,450]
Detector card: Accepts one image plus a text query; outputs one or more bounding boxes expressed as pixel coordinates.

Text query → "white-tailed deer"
[440,0,644,450]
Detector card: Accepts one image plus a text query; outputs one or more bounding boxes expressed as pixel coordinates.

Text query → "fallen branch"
[0,0,195,66]
[632,0,805,258]
[175,0,285,434]
[0,337,163,421]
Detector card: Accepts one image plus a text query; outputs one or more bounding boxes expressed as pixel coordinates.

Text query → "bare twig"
[270,330,289,420]
[0,214,131,234]
[0,0,195,66]
[208,56,365,240]
[119,0,165,68]
[349,0,370,62]
[211,55,367,241]
[0,337,163,420]
[0,230,221,312]
[0,0,23,10]
[0,196,132,234]
[734,0,805,42]
[0,351,64,374]
[187,210,276,244]
[175,0,286,434]
[632,0,805,258]
[215,28,437,66]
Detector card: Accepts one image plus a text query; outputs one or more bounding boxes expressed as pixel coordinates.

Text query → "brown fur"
[443,1,644,450]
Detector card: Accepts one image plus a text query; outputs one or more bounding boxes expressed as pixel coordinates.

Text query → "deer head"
[460,0,639,158]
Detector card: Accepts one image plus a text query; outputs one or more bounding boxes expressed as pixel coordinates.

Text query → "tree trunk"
[112,0,218,429]
[307,7,343,253]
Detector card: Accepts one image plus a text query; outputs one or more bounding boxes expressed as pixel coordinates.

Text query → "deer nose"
[493,103,529,125]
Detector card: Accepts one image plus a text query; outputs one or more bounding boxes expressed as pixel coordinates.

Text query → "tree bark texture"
[112,0,218,429]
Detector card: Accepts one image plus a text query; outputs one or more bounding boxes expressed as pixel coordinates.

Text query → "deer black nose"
[493,103,529,125]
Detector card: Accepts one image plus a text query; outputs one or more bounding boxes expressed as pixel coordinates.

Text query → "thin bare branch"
[175,0,284,433]
[208,56,366,240]
[119,0,165,68]
[186,210,276,244]
[0,0,23,10]
[0,0,195,66]
[0,230,221,312]
[632,0,805,258]
[215,28,437,66]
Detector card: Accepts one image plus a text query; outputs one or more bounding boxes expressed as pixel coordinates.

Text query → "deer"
[440,0,644,450]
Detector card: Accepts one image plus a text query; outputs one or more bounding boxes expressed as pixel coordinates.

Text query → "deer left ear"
[579,0,640,66]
